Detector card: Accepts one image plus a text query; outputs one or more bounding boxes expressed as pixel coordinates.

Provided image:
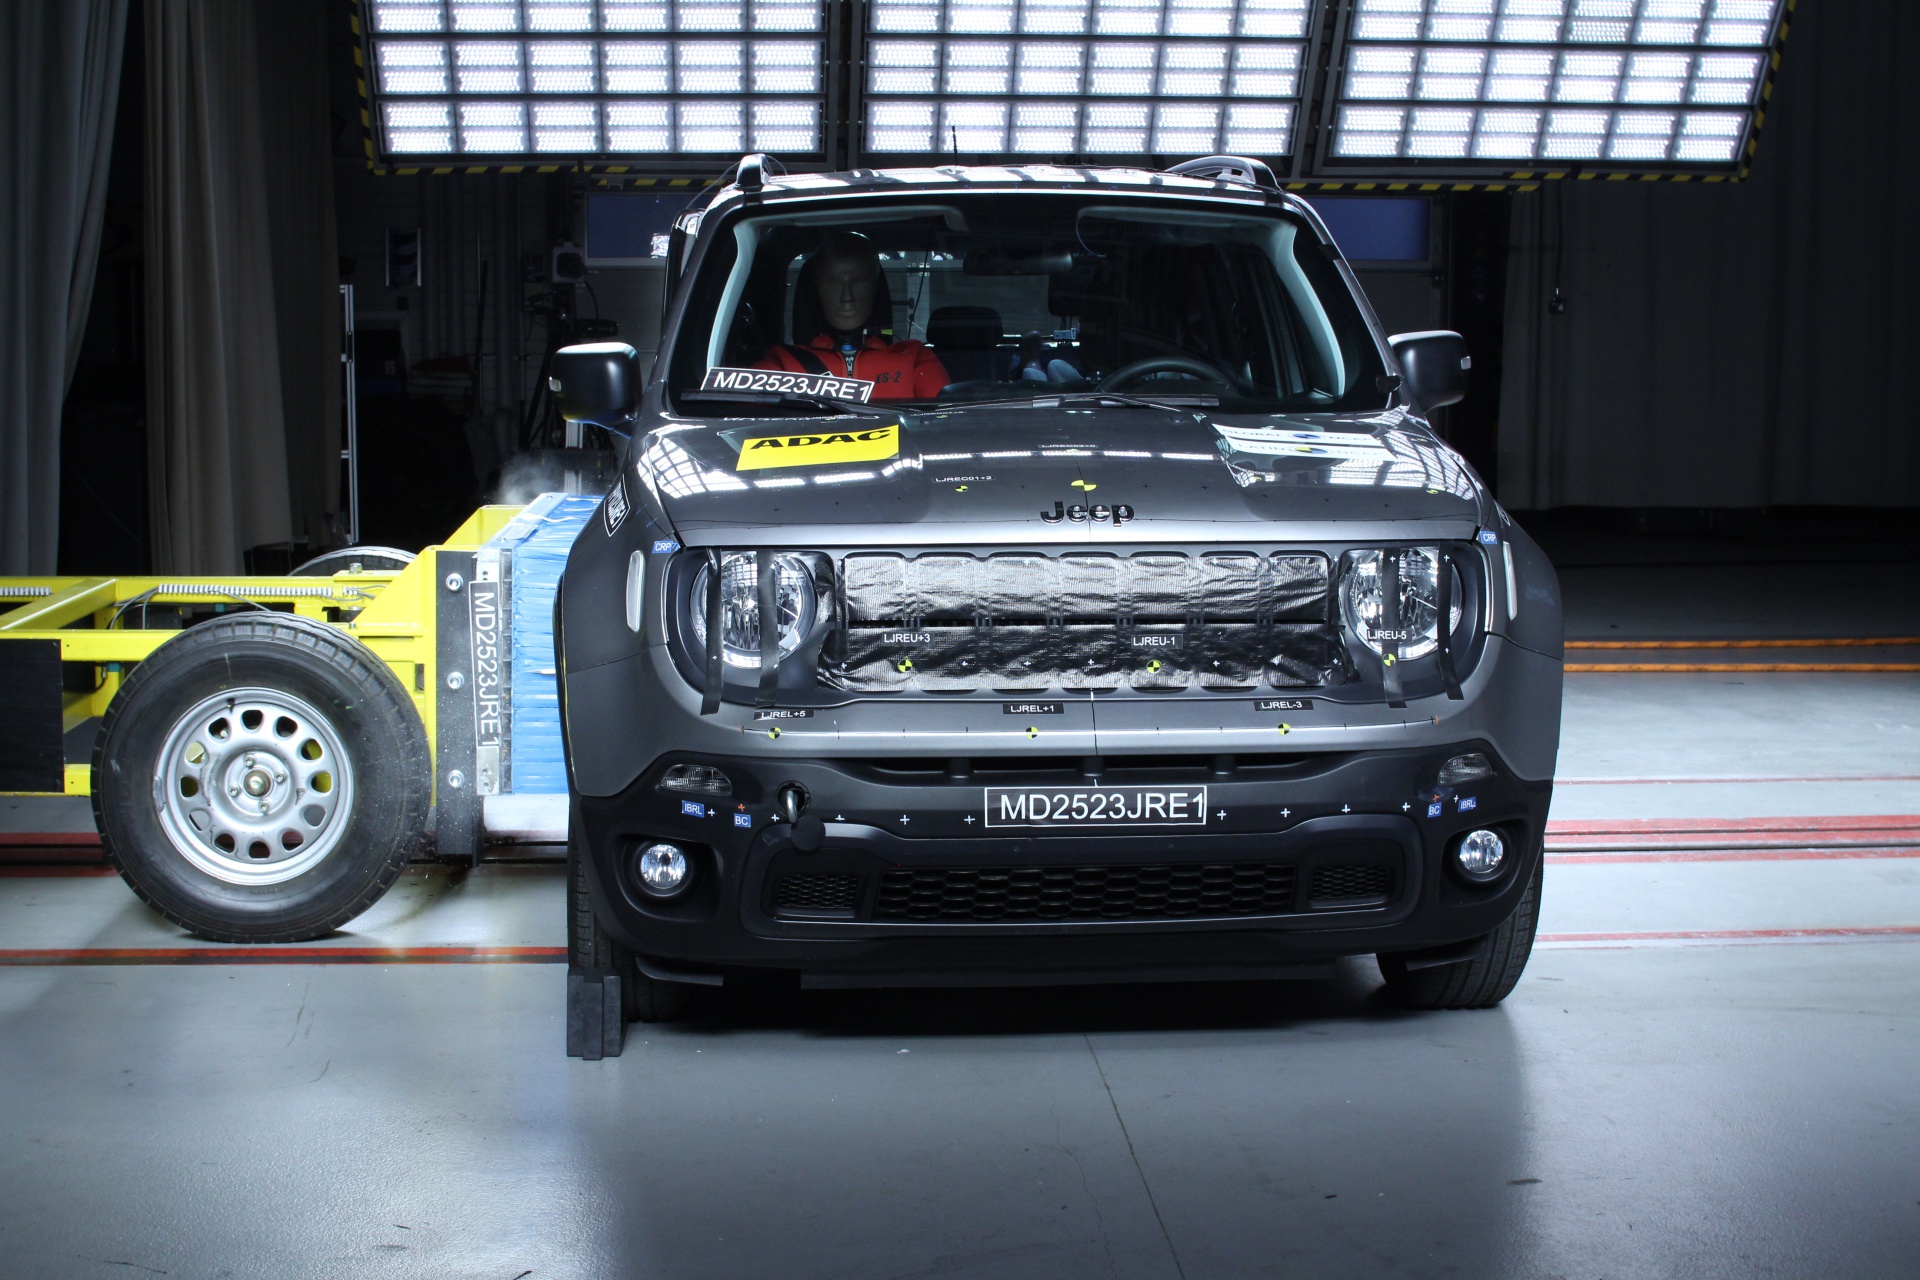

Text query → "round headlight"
[636,842,690,896]
[1454,828,1506,881]
[1340,549,1463,660]
[688,552,817,669]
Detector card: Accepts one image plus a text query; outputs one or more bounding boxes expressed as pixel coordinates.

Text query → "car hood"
[634,402,1491,547]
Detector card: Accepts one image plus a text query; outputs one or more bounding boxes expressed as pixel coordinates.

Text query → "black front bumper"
[576,743,1550,986]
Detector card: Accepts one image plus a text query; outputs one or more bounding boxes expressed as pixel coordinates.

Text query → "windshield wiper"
[1051,392,1220,410]
[681,390,900,419]
[928,390,1220,413]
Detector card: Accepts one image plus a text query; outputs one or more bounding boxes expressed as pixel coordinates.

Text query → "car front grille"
[772,873,860,915]
[1309,863,1394,906]
[871,862,1297,923]
[825,550,1337,693]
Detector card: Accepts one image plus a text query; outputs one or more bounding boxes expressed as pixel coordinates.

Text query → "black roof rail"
[1165,155,1279,189]
[677,153,786,221]
[734,152,785,191]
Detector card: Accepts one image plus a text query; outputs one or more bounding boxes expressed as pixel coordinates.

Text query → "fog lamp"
[1454,829,1506,881]
[660,763,732,796]
[636,842,690,896]
[1438,752,1495,786]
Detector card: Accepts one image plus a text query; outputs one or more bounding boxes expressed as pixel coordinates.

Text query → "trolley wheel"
[291,546,416,576]
[92,612,430,943]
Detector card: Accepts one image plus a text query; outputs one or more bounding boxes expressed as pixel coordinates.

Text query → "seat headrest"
[926,306,1004,351]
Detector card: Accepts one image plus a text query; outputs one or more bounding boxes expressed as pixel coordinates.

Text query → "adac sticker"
[736,423,900,472]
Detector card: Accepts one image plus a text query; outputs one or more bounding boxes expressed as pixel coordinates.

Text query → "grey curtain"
[0,0,129,575]
[145,0,339,574]
[1497,0,1920,509]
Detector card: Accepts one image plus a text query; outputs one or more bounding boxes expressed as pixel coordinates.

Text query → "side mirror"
[1388,330,1471,410]
[550,342,641,428]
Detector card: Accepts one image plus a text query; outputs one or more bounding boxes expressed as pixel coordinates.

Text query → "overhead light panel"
[1320,0,1788,177]
[862,0,1311,159]
[366,0,827,161]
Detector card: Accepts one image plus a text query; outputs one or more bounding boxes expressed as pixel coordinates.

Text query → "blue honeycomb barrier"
[483,492,602,796]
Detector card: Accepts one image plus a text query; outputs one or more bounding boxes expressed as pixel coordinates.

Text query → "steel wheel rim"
[151,686,356,886]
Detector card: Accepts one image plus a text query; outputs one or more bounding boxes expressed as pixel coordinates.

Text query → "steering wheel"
[1097,355,1234,393]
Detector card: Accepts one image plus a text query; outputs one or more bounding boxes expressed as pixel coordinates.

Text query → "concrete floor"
[3,553,1918,1278]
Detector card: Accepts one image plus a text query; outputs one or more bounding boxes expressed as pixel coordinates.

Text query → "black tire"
[291,546,416,576]
[568,818,691,1029]
[1377,863,1541,1010]
[92,613,429,943]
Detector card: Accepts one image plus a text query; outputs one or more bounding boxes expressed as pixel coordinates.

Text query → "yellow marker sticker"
[768,726,782,739]
[736,424,900,471]
[1146,658,1162,673]
[1026,726,1039,738]
[1071,478,1097,491]
[896,658,914,672]
[1277,723,1290,735]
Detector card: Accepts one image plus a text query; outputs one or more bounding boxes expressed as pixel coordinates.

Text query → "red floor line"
[1567,638,1920,650]
[0,945,569,966]
[1547,815,1920,834]
[1551,844,1912,855]
[0,866,118,878]
[1539,926,1920,946]
[1555,775,1920,785]
[1547,847,1920,864]
[0,833,100,847]
[1548,838,1917,853]
[1566,663,1920,672]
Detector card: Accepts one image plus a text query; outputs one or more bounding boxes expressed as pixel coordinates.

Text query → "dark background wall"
[50,0,1915,572]
[1496,0,1920,511]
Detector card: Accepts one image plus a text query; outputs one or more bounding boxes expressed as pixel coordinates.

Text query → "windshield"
[666,193,1390,415]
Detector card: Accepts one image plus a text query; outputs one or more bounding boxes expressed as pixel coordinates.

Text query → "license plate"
[700,365,876,403]
[983,785,1209,829]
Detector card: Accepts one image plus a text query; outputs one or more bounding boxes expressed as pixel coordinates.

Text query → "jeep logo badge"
[1041,500,1134,526]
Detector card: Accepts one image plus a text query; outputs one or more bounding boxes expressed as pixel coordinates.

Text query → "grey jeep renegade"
[550,155,1562,1057]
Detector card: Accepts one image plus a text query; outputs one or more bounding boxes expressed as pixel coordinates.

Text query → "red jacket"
[756,334,950,400]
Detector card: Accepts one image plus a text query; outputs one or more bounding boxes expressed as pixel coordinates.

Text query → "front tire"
[92,613,429,943]
[1377,863,1541,1010]
[567,811,690,1059]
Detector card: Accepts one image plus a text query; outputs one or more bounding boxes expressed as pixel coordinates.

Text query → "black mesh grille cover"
[873,862,1297,922]
[830,551,1336,693]
[773,874,861,914]
[1309,863,1393,905]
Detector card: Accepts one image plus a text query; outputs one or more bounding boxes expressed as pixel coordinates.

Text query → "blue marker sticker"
[680,800,707,818]
[653,538,681,554]
[1457,796,1478,813]
[1427,800,1443,819]
[1477,529,1499,545]
[733,812,752,828]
